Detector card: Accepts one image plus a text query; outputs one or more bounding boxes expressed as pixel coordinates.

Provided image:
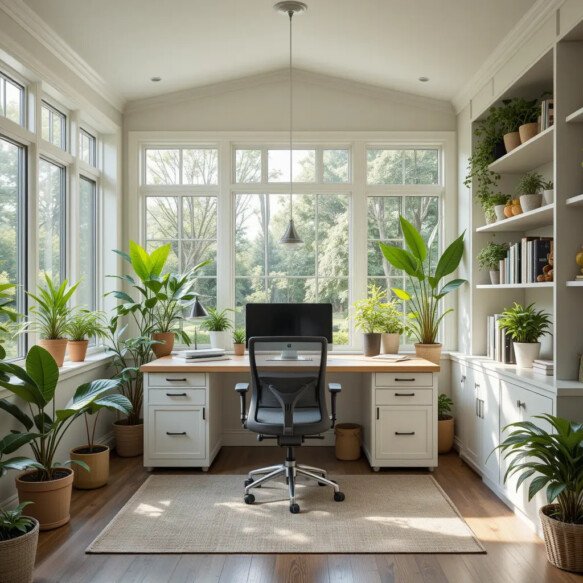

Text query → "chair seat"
[256,407,322,425]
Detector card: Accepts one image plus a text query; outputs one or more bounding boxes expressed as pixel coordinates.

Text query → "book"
[181,348,226,358]
[180,355,230,363]
[371,354,410,362]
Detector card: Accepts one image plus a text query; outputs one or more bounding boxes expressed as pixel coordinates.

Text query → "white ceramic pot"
[543,189,554,205]
[209,331,229,350]
[494,205,507,221]
[519,194,542,213]
[513,342,541,368]
[489,270,500,285]
[381,333,400,354]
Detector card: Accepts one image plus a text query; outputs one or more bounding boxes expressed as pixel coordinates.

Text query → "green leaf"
[0,457,43,474]
[546,482,566,504]
[436,278,467,298]
[379,243,419,277]
[434,232,465,284]
[25,346,59,405]
[0,399,33,430]
[0,433,37,455]
[149,244,171,277]
[399,216,427,262]
[391,288,411,301]
[527,475,549,501]
[91,394,133,416]
[0,363,44,406]
[129,241,151,281]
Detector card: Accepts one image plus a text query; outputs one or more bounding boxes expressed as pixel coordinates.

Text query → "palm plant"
[233,328,246,344]
[380,216,466,345]
[498,415,583,524]
[497,303,551,343]
[201,308,233,332]
[66,309,107,341]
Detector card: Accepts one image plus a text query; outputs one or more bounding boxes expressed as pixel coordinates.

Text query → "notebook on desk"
[370,354,411,362]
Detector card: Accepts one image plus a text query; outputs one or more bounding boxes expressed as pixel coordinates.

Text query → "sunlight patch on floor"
[134,503,165,518]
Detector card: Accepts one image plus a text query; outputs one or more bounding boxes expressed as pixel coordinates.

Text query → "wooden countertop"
[141,354,440,373]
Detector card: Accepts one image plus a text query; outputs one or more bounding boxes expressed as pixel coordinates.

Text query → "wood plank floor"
[33,447,583,583]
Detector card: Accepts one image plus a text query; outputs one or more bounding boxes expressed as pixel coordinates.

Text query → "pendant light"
[275,1,307,245]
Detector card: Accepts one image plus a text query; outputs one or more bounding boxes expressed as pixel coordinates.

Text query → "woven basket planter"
[540,504,583,573]
[0,518,39,583]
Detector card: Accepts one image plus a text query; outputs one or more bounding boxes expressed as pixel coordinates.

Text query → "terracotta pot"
[113,420,144,457]
[70,444,109,489]
[233,343,245,356]
[503,131,521,153]
[67,339,88,362]
[151,332,174,358]
[519,122,539,143]
[438,417,454,454]
[37,339,68,367]
[381,333,400,354]
[489,270,500,285]
[540,504,583,573]
[15,468,73,531]
[363,333,381,357]
[0,517,39,583]
[415,343,442,365]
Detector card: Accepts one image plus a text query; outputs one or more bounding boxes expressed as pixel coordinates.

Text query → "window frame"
[0,71,26,127]
[40,99,67,151]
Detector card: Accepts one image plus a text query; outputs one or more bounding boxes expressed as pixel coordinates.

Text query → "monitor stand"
[267,349,312,362]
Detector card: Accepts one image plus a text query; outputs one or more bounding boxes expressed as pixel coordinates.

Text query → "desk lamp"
[189,297,207,350]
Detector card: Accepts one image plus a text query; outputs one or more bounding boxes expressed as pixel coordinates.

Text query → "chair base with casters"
[235,336,345,514]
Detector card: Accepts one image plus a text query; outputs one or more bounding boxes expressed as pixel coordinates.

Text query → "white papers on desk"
[370,354,411,362]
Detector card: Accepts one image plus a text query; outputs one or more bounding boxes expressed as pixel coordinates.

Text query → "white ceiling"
[23,0,536,105]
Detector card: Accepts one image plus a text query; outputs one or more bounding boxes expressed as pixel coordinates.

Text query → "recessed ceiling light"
[418,76,429,83]
[150,76,162,82]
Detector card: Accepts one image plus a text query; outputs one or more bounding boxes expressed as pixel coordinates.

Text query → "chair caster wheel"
[290,503,300,514]
[244,478,253,487]
[334,491,345,502]
[244,494,255,504]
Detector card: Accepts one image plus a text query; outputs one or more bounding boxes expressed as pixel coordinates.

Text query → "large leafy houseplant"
[380,216,466,363]
[498,415,583,571]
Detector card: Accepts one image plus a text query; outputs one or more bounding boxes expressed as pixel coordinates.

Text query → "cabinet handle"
[479,399,484,419]
[461,375,466,383]
[394,392,415,397]
[166,431,187,436]
[202,407,206,421]
[474,382,480,390]
[165,378,187,382]
[376,407,379,420]
[395,378,416,382]
[516,400,526,409]
[166,392,187,397]
[475,397,479,417]
[395,431,415,436]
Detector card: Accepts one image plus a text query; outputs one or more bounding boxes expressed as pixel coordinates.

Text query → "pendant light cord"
[288,9,293,221]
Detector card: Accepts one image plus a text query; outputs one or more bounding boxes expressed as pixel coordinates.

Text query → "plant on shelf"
[0,345,121,530]
[477,241,509,285]
[542,179,554,205]
[66,309,107,363]
[353,283,388,356]
[498,415,583,572]
[377,297,404,355]
[27,274,79,367]
[201,307,233,349]
[232,328,246,356]
[437,393,454,454]
[380,216,467,364]
[497,97,539,151]
[485,192,511,222]
[497,302,551,368]
[0,502,39,583]
[516,171,545,213]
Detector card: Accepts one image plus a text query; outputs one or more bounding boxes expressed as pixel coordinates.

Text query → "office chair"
[235,336,345,514]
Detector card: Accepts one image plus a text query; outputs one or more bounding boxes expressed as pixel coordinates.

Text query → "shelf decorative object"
[542,180,554,205]
[516,172,544,213]
[477,241,509,285]
[498,98,539,153]
[353,283,394,357]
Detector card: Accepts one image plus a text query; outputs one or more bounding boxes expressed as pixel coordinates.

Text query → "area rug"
[87,474,484,554]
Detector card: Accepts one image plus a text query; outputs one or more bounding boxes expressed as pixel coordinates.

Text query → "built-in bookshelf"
[566,105,583,124]
[476,204,553,233]
[566,193,583,206]
[476,283,553,289]
[566,280,583,287]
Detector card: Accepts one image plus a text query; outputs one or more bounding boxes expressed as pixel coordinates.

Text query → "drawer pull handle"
[166,392,187,397]
[394,392,415,397]
[166,378,188,382]
[202,407,206,421]
[395,431,415,436]
[395,378,415,382]
[516,400,526,409]
[166,431,187,436]
[376,407,379,420]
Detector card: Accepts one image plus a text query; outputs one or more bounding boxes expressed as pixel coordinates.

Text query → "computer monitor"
[245,303,333,360]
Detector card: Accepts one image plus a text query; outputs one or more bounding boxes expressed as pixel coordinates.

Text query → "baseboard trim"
[221,429,335,447]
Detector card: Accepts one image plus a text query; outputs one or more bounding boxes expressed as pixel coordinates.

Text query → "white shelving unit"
[476,204,554,233]
[566,193,583,206]
[566,105,583,123]
[476,283,553,289]
[566,280,583,287]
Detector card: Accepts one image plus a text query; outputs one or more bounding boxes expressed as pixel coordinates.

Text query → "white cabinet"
[478,371,500,485]
[375,406,432,460]
[147,406,206,459]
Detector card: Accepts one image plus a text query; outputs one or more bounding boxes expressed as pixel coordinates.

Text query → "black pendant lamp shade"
[280,218,303,245]
[190,297,207,319]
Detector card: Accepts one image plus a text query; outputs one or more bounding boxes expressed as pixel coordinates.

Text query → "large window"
[0,73,25,126]
[41,102,66,149]
[79,129,96,167]
[78,177,97,309]
[0,137,26,359]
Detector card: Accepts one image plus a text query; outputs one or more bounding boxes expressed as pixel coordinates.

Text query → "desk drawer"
[147,406,206,459]
[375,372,433,388]
[148,388,206,406]
[375,406,432,460]
[148,372,207,388]
[376,388,432,406]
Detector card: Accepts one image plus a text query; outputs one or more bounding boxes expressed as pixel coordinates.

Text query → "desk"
[141,355,440,471]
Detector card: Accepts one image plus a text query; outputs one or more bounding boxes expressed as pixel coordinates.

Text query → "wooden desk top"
[141,354,440,373]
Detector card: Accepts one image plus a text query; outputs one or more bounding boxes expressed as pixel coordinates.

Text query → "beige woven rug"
[87,474,484,554]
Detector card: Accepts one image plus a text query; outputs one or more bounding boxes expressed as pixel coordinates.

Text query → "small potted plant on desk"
[477,241,509,285]
[353,284,386,356]
[380,216,467,364]
[498,414,583,572]
[232,328,246,356]
[201,308,233,350]
[66,309,107,362]
[497,302,552,368]
[437,394,454,454]
[378,298,404,354]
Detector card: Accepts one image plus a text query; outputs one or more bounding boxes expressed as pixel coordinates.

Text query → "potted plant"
[232,328,246,356]
[497,97,539,152]
[378,298,404,354]
[437,393,454,454]
[353,284,387,356]
[516,171,544,213]
[477,241,509,285]
[487,193,511,222]
[380,216,466,364]
[498,414,583,572]
[497,302,552,368]
[542,179,554,205]
[0,345,122,530]
[66,309,107,362]
[201,308,233,350]
[27,274,79,366]
[0,503,38,583]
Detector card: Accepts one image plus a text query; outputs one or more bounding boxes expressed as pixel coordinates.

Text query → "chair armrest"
[235,383,249,426]
[328,383,341,428]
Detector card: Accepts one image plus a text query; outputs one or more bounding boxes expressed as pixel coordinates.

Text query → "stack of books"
[498,237,553,285]
[532,359,554,376]
[486,315,516,364]
[179,348,229,362]
[540,98,554,130]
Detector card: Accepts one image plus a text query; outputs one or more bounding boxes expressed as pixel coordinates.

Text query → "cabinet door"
[375,406,432,460]
[479,372,500,485]
[463,367,480,468]
[148,406,206,460]
[451,361,467,446]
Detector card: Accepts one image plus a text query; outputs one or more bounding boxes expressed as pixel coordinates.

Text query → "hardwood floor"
[33,447,583,583]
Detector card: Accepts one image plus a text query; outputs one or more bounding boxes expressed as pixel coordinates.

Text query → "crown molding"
[125,67,454,115]
[452,0,564,114]
[0,0,124,112]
